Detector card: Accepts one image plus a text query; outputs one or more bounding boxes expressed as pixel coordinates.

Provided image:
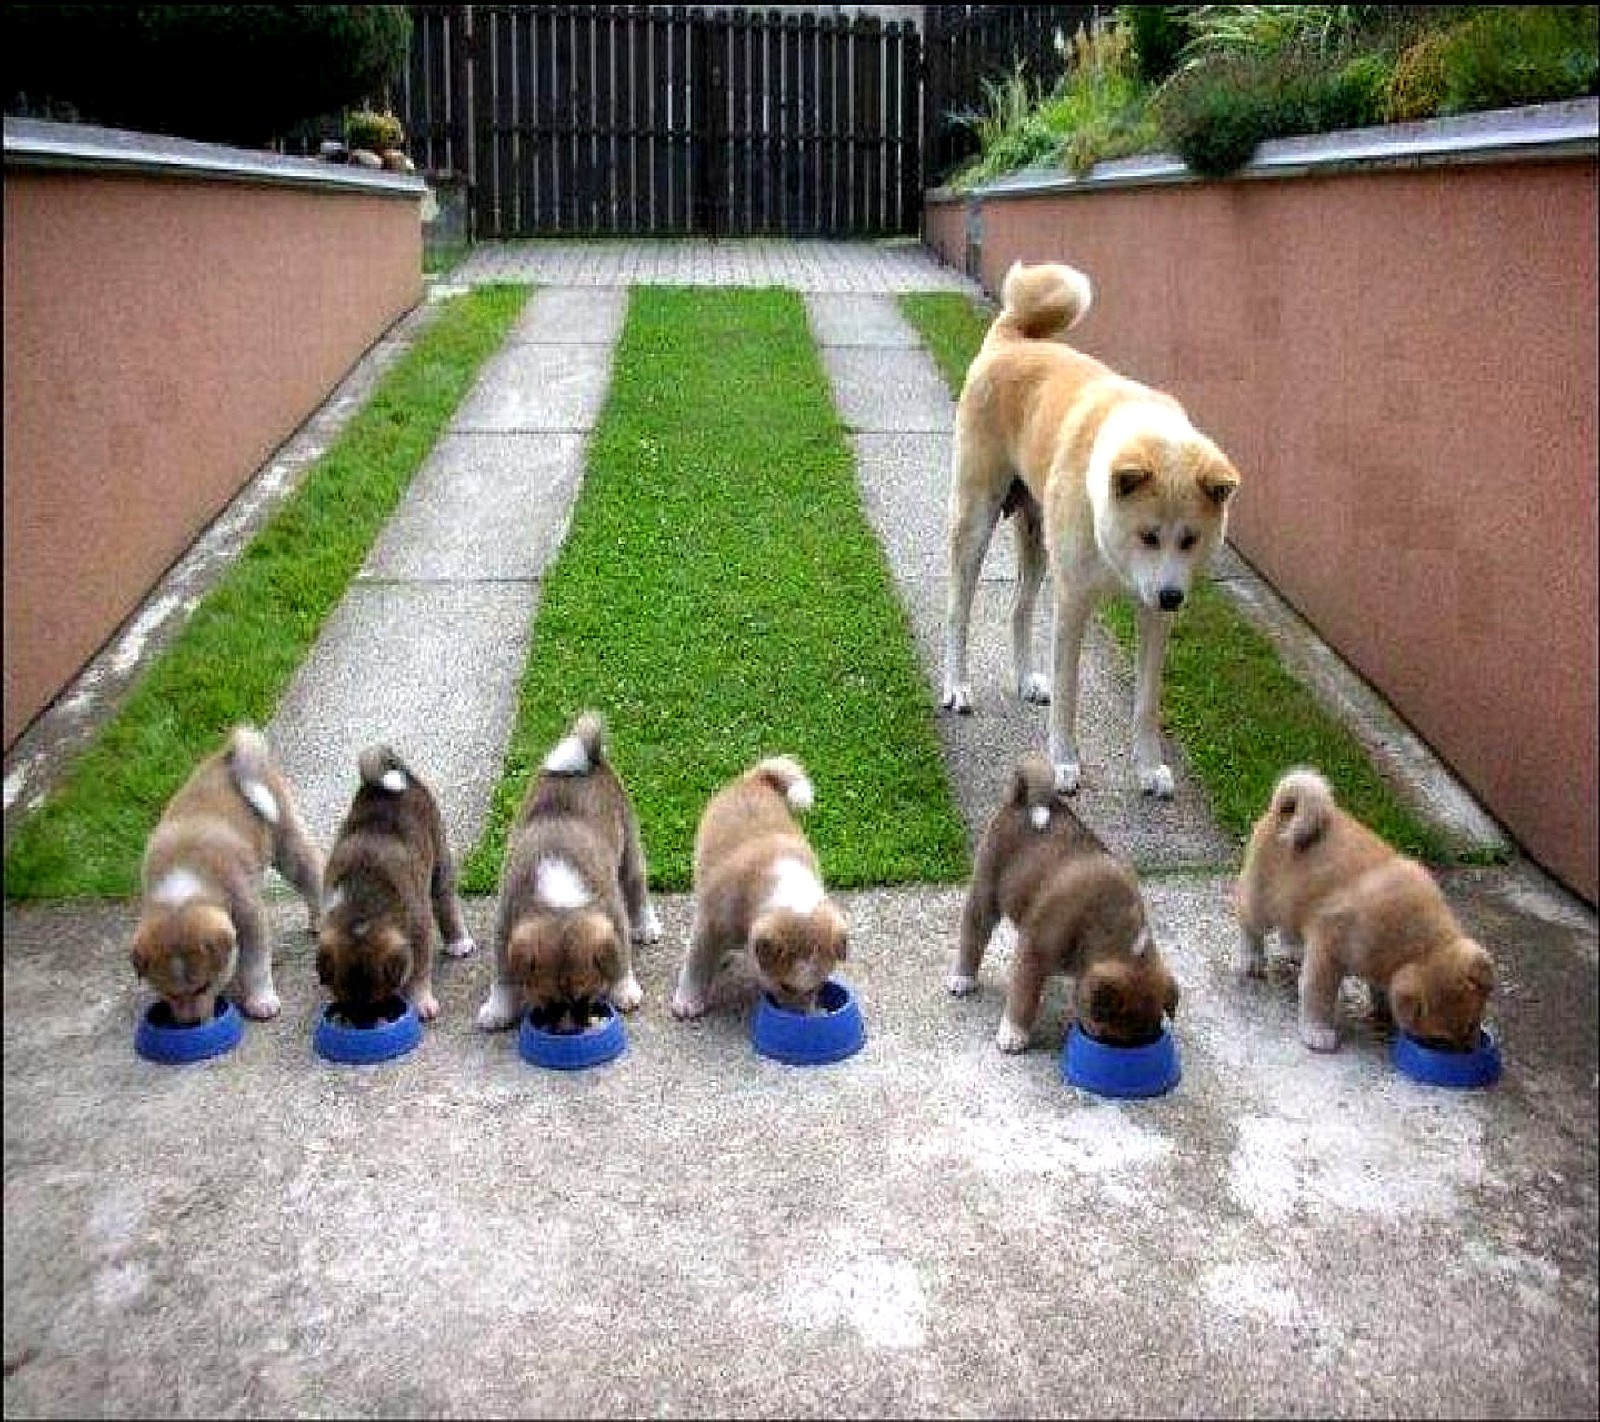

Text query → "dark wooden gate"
[398,5,921,239]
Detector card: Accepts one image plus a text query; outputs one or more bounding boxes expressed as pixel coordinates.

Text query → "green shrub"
[346,109,405,153]
[1434,5,1599,114]
[3,6,410,148]
[1386,28,1453,121]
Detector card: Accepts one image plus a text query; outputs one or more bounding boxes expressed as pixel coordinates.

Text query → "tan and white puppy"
[940,259,1242,798]
[671,756,848,1019]
[129,725,323,1024]
[1236,766,1495,1052]
[316,746,475,1023]
[476,711,661,1032]
[949,753,1180,1052]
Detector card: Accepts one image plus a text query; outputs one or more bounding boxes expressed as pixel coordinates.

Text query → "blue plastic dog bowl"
[1393,1026,1502,1090]
[135,996,244,1064]
[1062,1020,1181,1099]
[751,978,866,1066]
[519,1000,626,1070]
[313,995,422,1065]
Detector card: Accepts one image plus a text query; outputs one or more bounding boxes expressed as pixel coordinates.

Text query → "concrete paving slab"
[806,293,926,347]
[820,346,955,433]
[268,583,535,851]
[4,865,1593,1419]
[452,342,617,433]
[504,285,628,346]
[361,433,585,583]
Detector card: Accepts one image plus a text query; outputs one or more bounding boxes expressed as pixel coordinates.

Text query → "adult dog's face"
[1390,938,1495,1050]
[316,915,411,1008]
[1093,405,1239,613]
[507,910,621,1027]
[130,903,237,1025]
[751,903,848,1012]
[1076,952,1180,1046]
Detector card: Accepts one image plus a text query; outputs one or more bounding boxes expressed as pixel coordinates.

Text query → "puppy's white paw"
[995,1017,1030,1053]
[239,989,281,1021]
[1018,673,1051,705]
[1139,763,1176,798]
[612,973,644,1012]
[1053,761,1082,795]
[443,935,477,959]
[632,904,663,945]
[670,987,707,1021]
[940,681,973,715]
[946,972,978,997]
[413,991,441,1022]
[1299,1019,1340,1053]
[476,984,519,1033]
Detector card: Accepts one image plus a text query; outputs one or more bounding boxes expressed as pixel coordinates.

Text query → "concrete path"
[4,240,1595,1420]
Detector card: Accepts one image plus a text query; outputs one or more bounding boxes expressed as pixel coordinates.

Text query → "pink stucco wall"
[926,154,1598,904]
[4,153,422,751]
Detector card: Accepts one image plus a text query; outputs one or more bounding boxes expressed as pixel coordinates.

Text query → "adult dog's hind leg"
[1011,494,1050,704]
[941,443,1006,714]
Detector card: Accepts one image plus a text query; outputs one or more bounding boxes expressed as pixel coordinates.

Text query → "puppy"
[129,725,322,1024]
[476,711,661,1032]
[940,259,1242,798]
[671,756,848,1019]
[315,746,475,1023]
[948,753,1179,1052]
[1236,766,1495,1053]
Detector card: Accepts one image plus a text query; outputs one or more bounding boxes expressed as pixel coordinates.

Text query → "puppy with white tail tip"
[949,752,1179,1053]
[672,756,848,1020]
[476,711,661,1033]
[129,725,323,1024]
[315,745,475,1024]
[1236,767,1495,1054]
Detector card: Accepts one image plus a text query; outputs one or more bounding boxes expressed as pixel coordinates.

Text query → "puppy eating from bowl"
[476,711,661,1034]
[671,756,848,1020]
[948,752,1179,1052]
[1235,766,1495,1053]
[316,745,476,1024]
[129,725,323,1025]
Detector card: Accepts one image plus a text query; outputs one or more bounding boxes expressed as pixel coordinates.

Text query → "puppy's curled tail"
[751,756,814,814]
[990,260,1093,346]
[359,744,414,795]
[543,710,607,777]
[1010,752,1057,830]
[226,725,281,825]
[1270,766,1334,850]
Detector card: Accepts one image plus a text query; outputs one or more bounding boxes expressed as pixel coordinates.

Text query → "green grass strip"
[898,291,1486,865]
[464,286,971,893]
[4,284,531,900]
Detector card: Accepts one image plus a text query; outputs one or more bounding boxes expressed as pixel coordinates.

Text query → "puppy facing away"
[671,756,849,1019]
[1236,766,1495,1053]
[948,753,1179,1052]
[476,711,662,1033]
[316,746,476,1023]
[939,259,1242,798]
[129,725,323,1024]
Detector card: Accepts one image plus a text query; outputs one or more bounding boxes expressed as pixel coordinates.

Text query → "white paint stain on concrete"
[1201,1260,1318,1331]
[783,1228,928,1350]
[108,594,188,676]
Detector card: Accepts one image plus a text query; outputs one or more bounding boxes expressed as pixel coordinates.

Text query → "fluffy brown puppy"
[129,725,323,1024]
[316,746,475,1023]
[1236,766,1495,1052]
[948,753,1179,1052]
[940,259,1241,799]
[671,756,848,1019]
[476,711,660,1033]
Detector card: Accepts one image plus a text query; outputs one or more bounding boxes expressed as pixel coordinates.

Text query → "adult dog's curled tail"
[751,756,814,814]
[543,710,607,777]
[1271,767,1334,850]
[358,744,414,795]
[987,261,1094,349]
[227,725,281,825]
[1010,752,1058,830]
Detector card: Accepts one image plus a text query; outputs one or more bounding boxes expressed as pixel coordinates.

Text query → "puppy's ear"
[1457,940,1495,1000]
[1199,458,1240,507]
[1113,467,1151,500]
[1084,964,1127,1024]
[1389,963,1426,1032]
[129,930,154,980]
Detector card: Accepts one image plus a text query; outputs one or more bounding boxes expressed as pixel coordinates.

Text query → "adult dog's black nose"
[1159,588,1185,612]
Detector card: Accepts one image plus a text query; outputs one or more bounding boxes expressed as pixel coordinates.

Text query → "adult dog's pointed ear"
[1199,458,1241,508]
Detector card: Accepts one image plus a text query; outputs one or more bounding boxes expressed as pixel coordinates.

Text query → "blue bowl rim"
[1392,1025,1502,1089]
[518,999,627,1070]
[135,995,244,1064]
[750,977,866,1066]
[1061,1019,1181,1099]
[313,995,422,1064]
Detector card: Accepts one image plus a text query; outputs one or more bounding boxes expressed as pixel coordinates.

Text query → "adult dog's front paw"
[946,971,978,997]
[632,904,663,945]
[475,984,519,1032]
[1299,1018,1340,1053]
[1018,673,1051,705]
[1139,763,1176,799]
[1053,760,1082,795]
[612,974,644,1012]
[670,988,707,1021]
[239,989,281,1021]
[443,935,477,959]
[940,680,973,715]
[413,991,441,1022]
[995,1017,1030,1053]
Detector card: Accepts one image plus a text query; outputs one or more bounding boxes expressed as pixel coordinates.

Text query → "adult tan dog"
[316,745,475,1024]
[948,752,1179,1052]
[940,260,1241,798]
[1236,766,1495,1053]
[129,725,322,1024]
